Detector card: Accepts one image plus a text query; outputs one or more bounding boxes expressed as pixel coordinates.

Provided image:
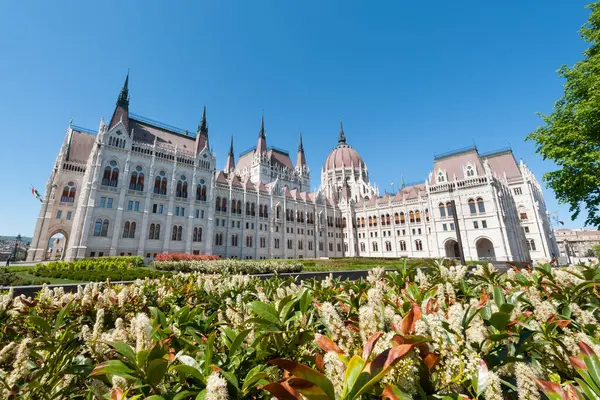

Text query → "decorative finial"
[338,117,346,144]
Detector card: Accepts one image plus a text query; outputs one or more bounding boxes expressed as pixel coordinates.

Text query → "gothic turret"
[195,104,209,154]
[109,73,130,131]
[296,132,307,169]
[256,113,268,156]
[225,136,235,174]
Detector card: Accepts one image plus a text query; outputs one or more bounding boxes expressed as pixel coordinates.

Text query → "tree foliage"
[527,2,600,227]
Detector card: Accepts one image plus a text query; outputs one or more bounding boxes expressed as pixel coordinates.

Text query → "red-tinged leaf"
[314,334,343,354]
[362,331,384,360]
[337,302,351,313]
[315,353,325,373]
[578,341,596,356]
[314,303,322,310]
[423,352,440,370]
[478,293,489,309]
[535,378,568,400]
[111,388,124,400]
[268,359,335,400]
[287,377,331,400]
[260,382,300,400]
[400,303,421,335]
[570,356,587,370]
[506,320,523,329]
[523,311,533,318]
[382,384,412,400]
[386,344,414,367]
[565,384,579,400]
[554,320,571,328]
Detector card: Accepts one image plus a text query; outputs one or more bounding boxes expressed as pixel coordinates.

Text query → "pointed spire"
[195,104,209,155]
[296,131,307,169]
[116,71,130,108]
[259,112,266,139]
[338,118,346,145]
[225,135,236,174]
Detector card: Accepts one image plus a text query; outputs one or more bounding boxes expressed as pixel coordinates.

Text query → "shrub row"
[35,268,167,282]
[0,268,49,286]
[34,256,144,275]
[153,259,303,274]
[154,253,221,262]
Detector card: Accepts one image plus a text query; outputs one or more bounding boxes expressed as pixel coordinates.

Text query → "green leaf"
[108,342,137,367]
[342,355,366,397]
[228,329,251,359]
[89,360,134,377]
[242,372,268,393]
[493,287,505,309]
[147,358,168,387]
[145,396,166,400]
[219,368,240,391]
[489,312,511,331]
[287,377,331,400]
[54,300,72,330]
[172,364,204,380]
[249,301,280,325]
[173,390,198,400]
[137,349,150,368]
[28,315,51,333]
[204,331,216,377]
[499,303,515,314]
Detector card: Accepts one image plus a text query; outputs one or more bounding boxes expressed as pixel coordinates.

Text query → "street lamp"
[449,185,466,265]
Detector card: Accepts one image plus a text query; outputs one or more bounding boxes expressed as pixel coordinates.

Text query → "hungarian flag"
[31,186,42,202]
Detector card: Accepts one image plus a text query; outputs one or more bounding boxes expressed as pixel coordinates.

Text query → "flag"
[559,220,564,225]
[31,186,42,203]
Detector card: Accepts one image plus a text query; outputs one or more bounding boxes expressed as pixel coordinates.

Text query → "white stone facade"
[28,78,558,263]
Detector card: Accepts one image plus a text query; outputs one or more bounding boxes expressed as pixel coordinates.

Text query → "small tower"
[109,72,130,131]
[256,113,267,157]
[224,136,235,174]
[195,104,209,154]
[296,132,307,170]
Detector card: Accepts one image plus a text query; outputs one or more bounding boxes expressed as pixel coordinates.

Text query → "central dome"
[323,121,365,171]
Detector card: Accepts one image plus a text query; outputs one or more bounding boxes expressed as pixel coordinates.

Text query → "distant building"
[555,228,600,261]
[28,75,558,262]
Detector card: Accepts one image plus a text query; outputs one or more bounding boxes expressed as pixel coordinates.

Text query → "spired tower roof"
[323,120,365,171]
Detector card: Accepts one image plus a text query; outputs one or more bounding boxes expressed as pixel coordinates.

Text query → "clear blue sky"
[0,0,593,236]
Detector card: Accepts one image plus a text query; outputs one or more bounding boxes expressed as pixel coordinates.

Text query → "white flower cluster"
[206,371,229,400]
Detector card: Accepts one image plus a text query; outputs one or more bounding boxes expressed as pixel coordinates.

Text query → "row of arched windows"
[102,166,119,187]
[468,198,486,214]
[193,227,203,242]
[129,171,144,191]
[215,197,228,213]
[171,225,183,241]
[357,209,430,228]
[61,184,76,203]
[176,179,188,199]
[359,239,420,252]
[149,223,161,240]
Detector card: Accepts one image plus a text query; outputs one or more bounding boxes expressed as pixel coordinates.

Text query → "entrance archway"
[476,238,495,261]
[46,231,68,261]
[444,239,460,259]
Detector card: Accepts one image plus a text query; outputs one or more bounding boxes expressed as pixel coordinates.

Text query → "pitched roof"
[481,150,521,179]
[432,147,483,181]
[268,149,294,170]
[67,128,96,163]
[129,117,195,152]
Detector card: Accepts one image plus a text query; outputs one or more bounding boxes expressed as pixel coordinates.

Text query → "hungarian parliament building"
[28,76,559,263]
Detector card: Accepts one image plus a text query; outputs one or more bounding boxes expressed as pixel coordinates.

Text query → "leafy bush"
[154,253,221,262]
[33,256,156,282]
[153,259,303,274]
[0,262,599,399]
[0,268,49,286]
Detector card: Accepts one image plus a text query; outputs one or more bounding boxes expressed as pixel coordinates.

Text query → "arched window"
[231,199,236,214]
[477,198,485,213]
[231,234,238,246]
[192,227,203,242]
[386,214,391,225]
[251,203,256,216]
[360,242,366,252]
[373,216,377,226]
[149,223,161,240]
[160,177,167,195]
[400,212,405,224]
[372,242,378,251]
[246,235,253,247]
[154,171,167,194]
[130,171,138,190]
[177,226,182,241]
[215,233,223,246]
[221,197,227,213]
[399,240,407,251]
[259,205,264,218]
[149,223,155,240]
[437,170,445,183]
[263,205,268,218]
[439,203,446,217]
[215,197,221,212]
[343,217,347,227]
[446,202,454,217]
[380,214,385,226]
[122,221,130,238]
[176,176,188,198]
[102,162,119,187]
[246,202,251,216]
[237,200,242,214]
[276,206,281,219]
[172,226,178,241]
[154,176,161,194]
[409,211,415,223]
[415,211,421,223]
[155,224,160,240]
[61,182,76,202]
[415,239,423,251]
[356,217,361,227]
[468,199,476,214]
[361,217,365,227]
[527,239,536,251]
[385,241,392,251]
[94,218,102,236]
[129,222,136,238]
[425,208,430,222]
[196,180,207,201]
[466,165,475,177]
[110,168,119,187]
[137,172,144,191]
[182,178,188,198]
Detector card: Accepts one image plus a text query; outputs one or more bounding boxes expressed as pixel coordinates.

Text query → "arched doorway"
[444,239,460,259]
[476,238,495,261]
[46,231,68,261]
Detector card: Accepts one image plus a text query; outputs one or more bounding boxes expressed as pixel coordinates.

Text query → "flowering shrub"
[155,253,221,262]
[153,259,303,274]
[0,261,598,399]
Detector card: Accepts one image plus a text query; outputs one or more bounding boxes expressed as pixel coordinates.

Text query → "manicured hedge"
[154,253,221,262]
[33,256,157,282]
[153,259,303,274]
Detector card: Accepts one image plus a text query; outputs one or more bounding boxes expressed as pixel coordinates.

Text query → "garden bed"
[0,261,597,398]
[153,258,303,274]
